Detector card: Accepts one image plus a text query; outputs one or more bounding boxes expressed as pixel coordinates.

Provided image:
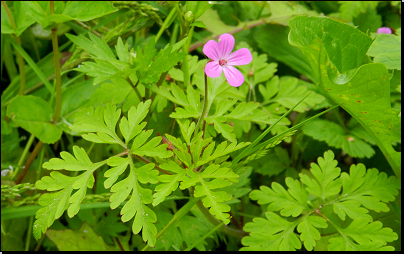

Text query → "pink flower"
[203,33,252,87]
[377,27,392,34]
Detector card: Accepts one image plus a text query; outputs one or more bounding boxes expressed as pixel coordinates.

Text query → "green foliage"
[288,16,401,176]
[254,24,317,83]
[241,150,400,251]
[134,37,187,83]
[33,100,172,246]
[34,146,104,239]
[6,95,62,143]
[1,1,36,36]
[67,34,138,85]
[259,76,325,113]
[46,223,110,251]
[1,1,401,251]
[367,33,401,70]
[338,1,378,21]
[21,1,118,30]
[302,119,375,158]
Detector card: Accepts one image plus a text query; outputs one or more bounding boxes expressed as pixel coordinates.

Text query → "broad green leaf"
[249,178,309,217]
[59,79,99,135]
[338,1,378,21]
[288,16,401,176]
[328,218,398,251]
[1,1,36,36]
[255,24,317,82]
[241,212,301,251]
[46,223,108,251]
[299,150,342,200]
[302,119,375,158]
[62,2,118,22]
[6,95,62,144]
[89,79,133,106]
[22,1,118,30]
[367,33,401,70]
[266,1,318,25]
[352,5,382,33]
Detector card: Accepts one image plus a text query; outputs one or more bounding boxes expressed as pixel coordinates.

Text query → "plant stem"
[134,154,171,175]
[195,73,208,134]
[25,148,45,251]
[155,6,177,44]
[174,3,185,39]
[128,78,142,101]
[2,1,26,96]
[15,141,44,184]
[34,234,46,251]
[25,216,34,251]
[16,134,35,169]
[332,107,349,133]
[183,221,225,251]
[181,25,194,87]
[195,199,248,239]
[141,197,201,251]
[50,2,62,123]
[170,23,179,45]
[256,1,267,19]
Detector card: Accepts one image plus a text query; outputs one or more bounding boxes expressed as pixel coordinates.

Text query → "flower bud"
[184,11,194,23]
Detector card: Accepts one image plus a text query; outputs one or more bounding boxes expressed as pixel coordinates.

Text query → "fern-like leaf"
[328,218,398,251]
[242,150,400,251]
[33,146,105,239]
[109,155,159,246]
[180,164,239,224]
[250,178,309,217]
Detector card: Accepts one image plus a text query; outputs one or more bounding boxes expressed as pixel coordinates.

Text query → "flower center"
[219,59,227,66]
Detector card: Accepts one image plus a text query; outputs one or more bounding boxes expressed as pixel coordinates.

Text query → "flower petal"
[227,48,252,66]
[205,61,223,78]
[223,66,244,87]
[218,33,235,59]
[377,27,392,34]
[203,40,220,60]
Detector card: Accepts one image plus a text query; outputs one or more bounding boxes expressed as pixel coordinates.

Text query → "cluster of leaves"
[1,0,401,252]
[32,99,250,247]
[241,150,400,251]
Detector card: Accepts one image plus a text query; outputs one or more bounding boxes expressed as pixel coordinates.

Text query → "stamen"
[219,59,227,66]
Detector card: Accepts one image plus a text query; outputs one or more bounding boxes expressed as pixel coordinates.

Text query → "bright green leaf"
[6,95,62,144]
